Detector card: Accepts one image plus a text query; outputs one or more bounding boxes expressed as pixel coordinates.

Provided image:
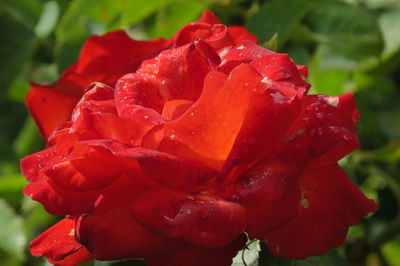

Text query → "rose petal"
[246,187,300,239]
[75,176,181,260]
[145,233,247,266]
[27,70,119,139]
[75,30,170,75]
[21,146,61,182]
[30,217,81,261]
[159,64,301,171]
[158,65,261,170]
[264,164,378,259]
[130,190,246,247]
[219,158,302,204]
[48,246,92,266]
[220,41,308,89]
[82,140,216,190]
[283,94,360,167]
[28,30,170,140]
[24,172,100,215]
[162,99,194,121]
[218,154,304,238]
[196,10,221,25]
[27,84,79,140]
[72,83,163,146]
[173,23,234,50]
[227,26,258,44]
[44,143,124,191]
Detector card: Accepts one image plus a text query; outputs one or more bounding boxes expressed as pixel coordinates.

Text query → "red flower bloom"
[21,11,376,266]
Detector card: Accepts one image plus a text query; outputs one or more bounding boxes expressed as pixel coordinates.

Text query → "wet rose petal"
[31,217,82,261]
[130,190,246,247]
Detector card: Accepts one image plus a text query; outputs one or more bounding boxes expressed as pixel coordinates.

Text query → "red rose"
[21,11,376,266]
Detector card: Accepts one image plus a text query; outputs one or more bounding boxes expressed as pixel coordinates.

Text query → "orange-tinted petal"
[159,64,301,171]
[162,99,194,121]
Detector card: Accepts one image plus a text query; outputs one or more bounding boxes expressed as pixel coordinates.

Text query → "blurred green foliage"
[0,0,399,265]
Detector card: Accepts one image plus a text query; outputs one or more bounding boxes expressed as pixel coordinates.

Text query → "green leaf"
[382,240,400,266]
[7,76,30,103]
[263,33,279,52]
[273,250,348,266]
[22,198,55,241]
[379,9,400,59]
[0,173,27,205]
[114,0,169,30]
[305,1,383,70]
[0,199,26,260]
[309,51,350,95]
[0,12,37,93]
[34,1,60,38]
[232,240,260,266]
[246,0,310,44]
[287,45,310,66]
[1,0,43,29]
[13,116,44,158]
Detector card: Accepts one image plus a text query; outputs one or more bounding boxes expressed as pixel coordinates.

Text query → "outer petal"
[130,190,246,247]
[218,153,304,238]
[27,70,119,139]
[48,246,92,266]
[75,176,181,260]
[227,26,258,44]
[196,10,221,25]
[75,30,170,75]
[145,234,247,266]
[21,145,101,215]
[283,93,360,166]
[264,164,378,259]
[24,172,100,215]
[44,143,124,191]
[30,217,82,261]
[29,30,170,139]
[26,82,80,140]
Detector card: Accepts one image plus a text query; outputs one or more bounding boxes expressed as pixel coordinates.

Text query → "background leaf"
[0,199,26,260]
[246,0,309,45]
